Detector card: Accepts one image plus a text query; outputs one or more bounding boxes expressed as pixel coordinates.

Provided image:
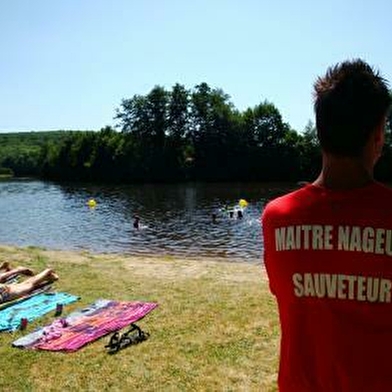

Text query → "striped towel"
[13,299,158,351]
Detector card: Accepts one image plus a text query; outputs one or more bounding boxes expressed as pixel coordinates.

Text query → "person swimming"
[212,213,218,224]
[133,216,140,229]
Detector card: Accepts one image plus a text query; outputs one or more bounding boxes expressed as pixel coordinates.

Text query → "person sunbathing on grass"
[0,262,58,304]
[0,261,34,282]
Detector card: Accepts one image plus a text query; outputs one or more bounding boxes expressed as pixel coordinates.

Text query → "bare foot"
[0,262,10,272]
[47,271,59,282]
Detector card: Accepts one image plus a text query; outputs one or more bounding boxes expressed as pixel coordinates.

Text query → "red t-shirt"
[262,182,392,392]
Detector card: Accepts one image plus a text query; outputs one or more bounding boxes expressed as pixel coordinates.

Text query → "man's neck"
[313,155,374,190]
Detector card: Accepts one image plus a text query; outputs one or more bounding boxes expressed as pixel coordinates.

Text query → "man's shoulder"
[372,181,392,197]
[262,186,311,219]
[262,181,392,221]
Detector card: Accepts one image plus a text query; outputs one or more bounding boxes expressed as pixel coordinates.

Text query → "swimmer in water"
[212,213,218,224]
[133,216,140,229]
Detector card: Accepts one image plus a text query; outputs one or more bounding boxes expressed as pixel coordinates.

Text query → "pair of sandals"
[105,323,149,354]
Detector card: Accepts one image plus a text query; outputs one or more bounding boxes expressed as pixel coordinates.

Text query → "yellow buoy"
[87,199,97,208]
[238,199,248,208]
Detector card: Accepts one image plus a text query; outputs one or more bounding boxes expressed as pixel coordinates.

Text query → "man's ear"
[374,119,386,159]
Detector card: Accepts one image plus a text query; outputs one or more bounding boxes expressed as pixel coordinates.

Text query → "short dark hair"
[314,59,391,157]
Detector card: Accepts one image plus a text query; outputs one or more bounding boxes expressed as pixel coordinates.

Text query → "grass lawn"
[0,245,279,391]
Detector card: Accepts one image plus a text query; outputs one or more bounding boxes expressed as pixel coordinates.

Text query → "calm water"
[0,179,296,262]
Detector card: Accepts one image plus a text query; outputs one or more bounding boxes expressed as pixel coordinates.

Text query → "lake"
[0,179,297,262]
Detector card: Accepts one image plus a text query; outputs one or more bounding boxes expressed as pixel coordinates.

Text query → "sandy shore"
[0,244,268,284]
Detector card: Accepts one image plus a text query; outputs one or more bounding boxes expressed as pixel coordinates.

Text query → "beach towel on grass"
[13,299,158,352]
[0,292,79,332]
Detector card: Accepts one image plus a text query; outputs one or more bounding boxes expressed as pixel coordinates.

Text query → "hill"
[0,131,90,176]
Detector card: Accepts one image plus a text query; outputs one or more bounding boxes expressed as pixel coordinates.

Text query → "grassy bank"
[0,245,279,391]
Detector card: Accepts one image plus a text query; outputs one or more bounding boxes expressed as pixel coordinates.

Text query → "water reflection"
[0,179,296,262]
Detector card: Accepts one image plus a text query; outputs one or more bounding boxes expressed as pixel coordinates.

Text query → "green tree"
[240,102,299,180]
[297,120,321,179]
[189,83,238,179]
[165,84,190,178]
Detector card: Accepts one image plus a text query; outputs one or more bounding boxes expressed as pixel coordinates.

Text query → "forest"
[1,83,391,183]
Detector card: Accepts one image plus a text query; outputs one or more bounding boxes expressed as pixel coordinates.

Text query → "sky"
[1,0,391,133]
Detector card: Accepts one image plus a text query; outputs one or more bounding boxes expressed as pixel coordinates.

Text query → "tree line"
[2,83,392,182]
[0,131,71,177]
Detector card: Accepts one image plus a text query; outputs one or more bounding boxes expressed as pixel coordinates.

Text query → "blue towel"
[0,292,79,332]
